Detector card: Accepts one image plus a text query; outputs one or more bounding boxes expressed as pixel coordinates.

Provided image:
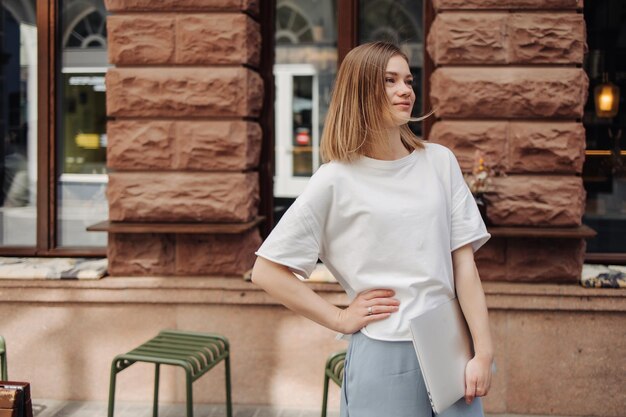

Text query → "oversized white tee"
[255,142,490,341]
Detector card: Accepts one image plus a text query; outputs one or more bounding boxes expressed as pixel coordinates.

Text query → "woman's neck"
[368,127,409,160]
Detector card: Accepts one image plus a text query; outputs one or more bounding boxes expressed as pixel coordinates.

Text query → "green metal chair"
[108,329,232,417]
[0,335,7,380]
[321,350,346,417]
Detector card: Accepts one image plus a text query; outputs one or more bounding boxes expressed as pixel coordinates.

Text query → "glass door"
[274,64,320,198]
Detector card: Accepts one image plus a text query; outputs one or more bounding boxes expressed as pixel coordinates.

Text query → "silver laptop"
[408,297,473,414]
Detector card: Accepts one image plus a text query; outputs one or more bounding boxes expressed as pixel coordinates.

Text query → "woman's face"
[384,55,415,124]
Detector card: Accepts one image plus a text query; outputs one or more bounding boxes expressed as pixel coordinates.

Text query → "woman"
[251,42,493,417]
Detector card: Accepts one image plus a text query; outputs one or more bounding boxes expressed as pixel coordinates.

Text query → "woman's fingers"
[365,305,399,316]
[465,377,476,404]
[366,297,400,307]
[364,312,392,324]
[361,289,395,300]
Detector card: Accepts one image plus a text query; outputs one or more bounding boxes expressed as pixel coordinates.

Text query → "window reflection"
[274,0,336,210]
[0,0,37,246]
[58,0,108,247]
[359,0,424,135]
[292,75,314,177]
[582,0,626,254]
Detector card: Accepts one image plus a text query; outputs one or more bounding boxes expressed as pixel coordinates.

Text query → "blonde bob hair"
[320,42,432,163]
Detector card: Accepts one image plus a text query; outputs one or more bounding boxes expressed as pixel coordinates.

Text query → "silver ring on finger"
[367,306,373,316]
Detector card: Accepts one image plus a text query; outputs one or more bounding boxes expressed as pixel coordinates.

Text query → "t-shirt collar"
[354,150,418,170]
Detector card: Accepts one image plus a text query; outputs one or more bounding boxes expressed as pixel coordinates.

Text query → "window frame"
[0,0,105,256]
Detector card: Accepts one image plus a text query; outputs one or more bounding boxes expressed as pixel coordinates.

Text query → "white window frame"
[273,64,320,198]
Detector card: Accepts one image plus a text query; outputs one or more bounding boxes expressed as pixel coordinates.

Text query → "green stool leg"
[225,355,232,417]
[321,373,329,417]
[108,361,119,417]
[0,336,7,381]
[153,363,160,417]
[186,370,193,417]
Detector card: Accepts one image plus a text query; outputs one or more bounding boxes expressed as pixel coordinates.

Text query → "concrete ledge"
[0,276,347,306]
[0,278,624,414]
[0,278,624,311]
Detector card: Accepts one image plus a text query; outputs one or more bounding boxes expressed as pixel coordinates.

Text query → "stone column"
[427,0,589,281]
[104,0,263,276]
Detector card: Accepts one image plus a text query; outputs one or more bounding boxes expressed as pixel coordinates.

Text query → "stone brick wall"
[427,0,589,282]
[104,0,262,276]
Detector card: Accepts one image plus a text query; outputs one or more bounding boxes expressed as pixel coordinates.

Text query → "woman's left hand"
[464,354,493,405]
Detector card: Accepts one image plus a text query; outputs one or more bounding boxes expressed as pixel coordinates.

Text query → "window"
[583,0,626,263]
[359,0,424,135]
[58,0,108,247]
[273,0,338,221]
[0,1,37,247]
[0,0,107,256]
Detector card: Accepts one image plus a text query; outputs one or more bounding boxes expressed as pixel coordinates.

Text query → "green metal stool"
[321,350,346,417]
[108,329,232,417]
[0,335,7,380]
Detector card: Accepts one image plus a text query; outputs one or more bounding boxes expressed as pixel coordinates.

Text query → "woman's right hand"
[335,289,400,334]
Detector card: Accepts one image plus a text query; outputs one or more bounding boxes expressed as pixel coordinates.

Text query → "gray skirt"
[340,331,484,417]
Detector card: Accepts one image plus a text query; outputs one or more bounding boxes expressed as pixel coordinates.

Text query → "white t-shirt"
[255,142,490,341]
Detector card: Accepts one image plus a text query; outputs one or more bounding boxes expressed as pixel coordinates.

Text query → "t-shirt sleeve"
[254,199,321,279]
[448,150,491,253]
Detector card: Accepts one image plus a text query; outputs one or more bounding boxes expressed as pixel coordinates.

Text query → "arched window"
[64,8,106,48]
[360,0,422,45]
[276,1,314,44]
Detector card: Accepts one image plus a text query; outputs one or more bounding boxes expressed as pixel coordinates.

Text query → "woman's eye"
[385,78,394,83]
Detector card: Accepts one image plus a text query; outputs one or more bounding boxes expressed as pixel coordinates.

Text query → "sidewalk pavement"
[32,400,578,417]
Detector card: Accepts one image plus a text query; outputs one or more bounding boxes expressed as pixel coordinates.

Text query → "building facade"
[1,0,626,415]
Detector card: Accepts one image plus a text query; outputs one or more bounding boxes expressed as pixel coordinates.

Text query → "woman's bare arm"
[452,243,494,404]
[251,256,399,334]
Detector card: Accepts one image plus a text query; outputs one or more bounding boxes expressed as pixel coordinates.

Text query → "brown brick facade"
[104,0,588,281]
[104,0,263,276]
[427,0,588,282]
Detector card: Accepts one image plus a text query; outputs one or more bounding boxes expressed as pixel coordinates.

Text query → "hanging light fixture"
[595,73,620,118]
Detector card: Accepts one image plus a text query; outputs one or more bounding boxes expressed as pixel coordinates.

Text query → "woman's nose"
[398,85,412,96]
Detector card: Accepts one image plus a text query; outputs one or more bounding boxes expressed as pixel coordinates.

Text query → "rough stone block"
[509,122,585,174]
[108,233,175,276]
[505,238,585,282]
[432,0,583,10]
[107,120,175,170]
[427,14,507,64]
[485,176,585,226]
[508,14,585,64]
[429,121,508,173]
[107,120,262,171]
[475,238,507,281]
[176,228,262,275]
[430,67,588,118]
[477,238,585,282]
[107,15,175,65]
[176,15,261,66]
[107,172,259,222]
[106,67,263,118]
[427,13,585,65]
[177,121,262,170]
[104,0,259,14]
[429,121,585,174]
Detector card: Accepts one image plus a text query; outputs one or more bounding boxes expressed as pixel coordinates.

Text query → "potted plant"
[464,151,492,224]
